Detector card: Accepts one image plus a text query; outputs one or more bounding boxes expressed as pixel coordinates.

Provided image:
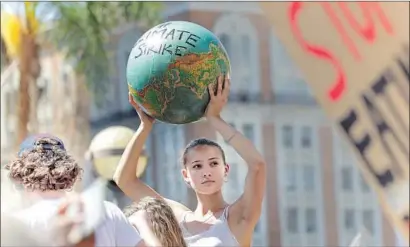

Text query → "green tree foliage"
[47,2,163,101]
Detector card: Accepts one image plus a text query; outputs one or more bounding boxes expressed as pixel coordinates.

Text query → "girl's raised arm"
[206,75,267,228]
[113,93,190,220]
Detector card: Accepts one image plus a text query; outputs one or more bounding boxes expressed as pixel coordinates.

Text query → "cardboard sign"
[260,2,409,243]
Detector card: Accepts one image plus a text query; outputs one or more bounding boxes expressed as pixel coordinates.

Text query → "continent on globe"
[126,21,231,124]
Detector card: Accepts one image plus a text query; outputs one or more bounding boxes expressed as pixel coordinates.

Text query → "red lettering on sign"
[339,2,394,44]
[321,2,361,60]
[289,2,346,102]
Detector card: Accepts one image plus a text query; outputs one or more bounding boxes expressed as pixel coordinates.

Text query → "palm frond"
[46,2,163,104]
[1,36,11,68]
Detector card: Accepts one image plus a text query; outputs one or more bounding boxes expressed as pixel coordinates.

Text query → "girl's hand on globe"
[205,74,230,119]
[129,92,155,127]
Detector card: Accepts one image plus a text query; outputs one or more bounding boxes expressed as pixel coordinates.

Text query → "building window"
[241,35,251,60]
[303,165,315,192]
[305,208,317,233]
[229,163,239,188]
[214,14,260,94]
[243,124,254,142]
[344,209,356,231]
[360,174,370,193]
[282,125,293,148]
[285,164,297,192]
[219,33,231,57]
[301,126,312,148]
[362,210,374,234]
[164,127,173,159]
[270,33,311,96]
[287,207,298,233]
[341,167,353,191]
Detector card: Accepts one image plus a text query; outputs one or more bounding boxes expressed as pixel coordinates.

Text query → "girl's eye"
[193,164,201,169]
[211,162,218,166]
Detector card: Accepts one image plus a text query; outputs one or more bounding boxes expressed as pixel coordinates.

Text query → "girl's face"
[181,145,229,195]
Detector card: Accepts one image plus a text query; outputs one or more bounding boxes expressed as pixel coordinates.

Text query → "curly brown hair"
[4,137,82,191]
[124,197,187,247]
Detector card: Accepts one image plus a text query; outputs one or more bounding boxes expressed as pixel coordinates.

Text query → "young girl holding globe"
[114,74,266,247]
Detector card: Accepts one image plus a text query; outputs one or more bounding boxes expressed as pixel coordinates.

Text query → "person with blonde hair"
[114,74,267,247]
[124,197,187,247]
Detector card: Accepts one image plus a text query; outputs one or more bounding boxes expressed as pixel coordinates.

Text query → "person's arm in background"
[49,196,96,247]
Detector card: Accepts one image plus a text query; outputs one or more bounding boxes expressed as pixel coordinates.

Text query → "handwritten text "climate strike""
[133,22,201,58]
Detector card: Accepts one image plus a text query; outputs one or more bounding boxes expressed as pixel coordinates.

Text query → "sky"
[1,2,59,22]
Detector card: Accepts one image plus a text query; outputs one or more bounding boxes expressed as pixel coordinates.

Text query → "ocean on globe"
[126,21,231,124]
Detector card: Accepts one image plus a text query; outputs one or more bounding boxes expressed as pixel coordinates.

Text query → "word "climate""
[133,22,201,58]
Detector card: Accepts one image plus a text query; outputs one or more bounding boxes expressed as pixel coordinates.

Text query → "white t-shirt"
[14,198,142,247]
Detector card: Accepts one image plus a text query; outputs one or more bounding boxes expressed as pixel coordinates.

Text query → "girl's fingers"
[223,75,230,97]
[208,84,215,100]
[217,75,223,96]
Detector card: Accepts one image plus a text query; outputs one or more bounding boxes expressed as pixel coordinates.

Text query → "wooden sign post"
[260,2,409,243]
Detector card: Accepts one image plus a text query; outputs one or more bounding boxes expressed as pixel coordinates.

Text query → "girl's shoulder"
[164,198,191,221]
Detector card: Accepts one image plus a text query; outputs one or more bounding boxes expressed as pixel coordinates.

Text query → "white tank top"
[180,206,239,247]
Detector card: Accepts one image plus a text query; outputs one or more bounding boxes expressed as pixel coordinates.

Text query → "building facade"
[1,2,398,246]
[139,2,396,246]
[1,53,79,160]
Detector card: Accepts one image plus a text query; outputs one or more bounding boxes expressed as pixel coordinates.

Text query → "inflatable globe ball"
[126,21,231,124]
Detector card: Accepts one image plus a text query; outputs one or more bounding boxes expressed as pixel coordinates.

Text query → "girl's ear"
[181,168,189,181]
[224,163,230,177]
[181,168,192,187]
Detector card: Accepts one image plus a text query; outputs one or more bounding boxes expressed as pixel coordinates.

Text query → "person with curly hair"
[4,134,154,247]
[5,134,82,192]
[124,197,188,247]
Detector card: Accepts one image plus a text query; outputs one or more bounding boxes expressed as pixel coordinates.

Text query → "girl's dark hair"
[5,137,82,191]
[180,138,226,166]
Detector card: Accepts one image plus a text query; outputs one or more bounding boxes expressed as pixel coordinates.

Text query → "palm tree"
[1,3,41,146]
[47,2,162,98]
[1,2,162,148]
[1,36,10,70]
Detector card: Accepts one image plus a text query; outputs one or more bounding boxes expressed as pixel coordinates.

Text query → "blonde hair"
[124,197,187,247]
